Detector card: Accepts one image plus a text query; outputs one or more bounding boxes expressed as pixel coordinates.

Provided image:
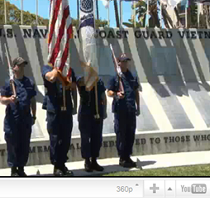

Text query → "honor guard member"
[107,54,140,168]
[42,65,77,176]
[0,57,37,176]
[76,76,107,172]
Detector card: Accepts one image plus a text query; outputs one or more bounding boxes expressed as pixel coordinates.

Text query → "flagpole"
[108,0,110,27]
[120,0,123,28]
[93,0,96,29]
[133,1,136,28]
[197,3,200,28]
[145,0,149,28]
[185,0,188,28]
[185,8,187,28]
[36,0,38,25]
[93,0,100,119]
[160,1,162,28]
[77,0,79,21]
[21,0,23,25]
[4,0,7,24]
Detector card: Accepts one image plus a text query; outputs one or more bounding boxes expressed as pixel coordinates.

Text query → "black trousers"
[5,120,32,167]
[47,111,73,166]
[114,111,136,158]
[79,114,103,159]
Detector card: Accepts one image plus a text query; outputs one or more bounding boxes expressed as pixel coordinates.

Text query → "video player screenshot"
[1,2,210,199]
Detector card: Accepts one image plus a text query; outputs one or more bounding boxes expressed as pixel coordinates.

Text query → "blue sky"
[8,0,134,27]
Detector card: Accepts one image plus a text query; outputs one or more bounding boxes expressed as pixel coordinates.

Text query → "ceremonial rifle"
[4,44,16,97]
[110,44,124,94]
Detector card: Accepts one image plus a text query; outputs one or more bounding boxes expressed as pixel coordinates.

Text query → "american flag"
[47,0,73,86]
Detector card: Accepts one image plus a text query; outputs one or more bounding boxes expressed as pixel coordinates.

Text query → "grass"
[103,164,210,176]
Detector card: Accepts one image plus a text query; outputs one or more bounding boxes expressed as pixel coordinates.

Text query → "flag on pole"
[160,0,182,8]
[47,0,73,86]
[78,0,99,91]
[100,0,109,8]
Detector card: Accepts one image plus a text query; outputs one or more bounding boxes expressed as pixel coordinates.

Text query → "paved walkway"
[0,151,210,176]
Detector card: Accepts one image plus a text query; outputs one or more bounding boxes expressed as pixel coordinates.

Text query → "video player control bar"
[0,179,209,198]
[144,180,210,198]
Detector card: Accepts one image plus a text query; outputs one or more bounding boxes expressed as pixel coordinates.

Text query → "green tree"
[123,0,184,28]
[186,3,198,28]
[0,0,108,28]
[72,18,108,29]
[0,0,49,25]
[202,4,210,28]
[123,0,161,28]
[183,2,207,28]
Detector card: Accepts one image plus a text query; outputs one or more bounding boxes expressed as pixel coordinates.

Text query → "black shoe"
[91,158,104,171]
[18,167,27,177]
[119,157,136,168]
[53,167,64,176]
[85,158,93,172]
[11,172,19,176]
[119,158,125,166]
[127,157,137,168]
[11,167,19,176]
[62,165,74,176]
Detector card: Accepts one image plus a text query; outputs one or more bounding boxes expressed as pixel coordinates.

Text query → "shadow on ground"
[29,160,157,177]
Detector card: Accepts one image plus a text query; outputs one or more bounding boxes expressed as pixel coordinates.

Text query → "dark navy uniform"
[42,65,76,169]
[77,78,106,160]
[108,70,139,160]
[0,77,36,168]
